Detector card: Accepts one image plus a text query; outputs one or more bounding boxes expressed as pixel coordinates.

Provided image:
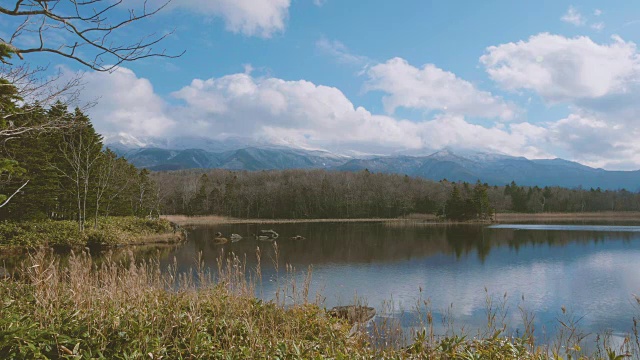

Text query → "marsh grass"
[0,248,368,358]
[1,247,640,359]
[0,217,183,249]
[494,212,640,223]
[163,215,417,226]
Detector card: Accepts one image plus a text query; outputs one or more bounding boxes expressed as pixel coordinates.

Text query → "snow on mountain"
[104,135,640,190]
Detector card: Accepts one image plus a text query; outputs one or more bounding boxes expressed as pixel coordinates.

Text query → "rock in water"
[329,305,376,325]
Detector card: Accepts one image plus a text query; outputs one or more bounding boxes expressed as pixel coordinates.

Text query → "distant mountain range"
[106,135,640,191]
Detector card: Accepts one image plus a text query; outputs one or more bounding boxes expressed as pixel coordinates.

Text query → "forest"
[152,168,640,220]
[0,83,159,228]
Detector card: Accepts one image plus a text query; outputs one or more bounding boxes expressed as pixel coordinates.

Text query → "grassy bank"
[0,217,184,249]
[163,211,640,227]
[161,215,435,226]
[2,252,637,359]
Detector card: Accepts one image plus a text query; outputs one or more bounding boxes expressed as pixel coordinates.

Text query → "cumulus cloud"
[70,68,543,158]
[365,58,516,120]
[544,113,640,169]
[170,73,429,149]
[172,73,547,157]
[175,0,291,38]
[62,67,174,137]
[481,33,640,169]
[480,33,640,103]
[561,6,586,26]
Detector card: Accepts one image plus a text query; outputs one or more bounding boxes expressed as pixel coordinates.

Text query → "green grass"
[0,217,180,249]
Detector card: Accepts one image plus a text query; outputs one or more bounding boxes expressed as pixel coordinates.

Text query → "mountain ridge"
[106,137,640,191]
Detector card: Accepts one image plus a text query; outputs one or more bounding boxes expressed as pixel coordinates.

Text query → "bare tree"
[50,124,103,232]
[0,0,183,72]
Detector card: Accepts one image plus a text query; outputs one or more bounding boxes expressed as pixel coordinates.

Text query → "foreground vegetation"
[1,251,638,359]
[0,217,181,249]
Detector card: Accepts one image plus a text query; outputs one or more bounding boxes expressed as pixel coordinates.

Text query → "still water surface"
[152,222,640,339]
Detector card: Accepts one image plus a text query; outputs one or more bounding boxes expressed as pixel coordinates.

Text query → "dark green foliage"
[0,81,159,223]
[0,43,13,62]
[440,182,493,221]
[505,181,529,212]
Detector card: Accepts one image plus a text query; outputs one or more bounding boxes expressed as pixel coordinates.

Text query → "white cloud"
[176,0,291,38]
[171,73,424,149]
[545,114,640,169]
[561,6,586,26]
[480,33,640,103]
[365,57,516,120]
[594,9,602,16]
[316,37,370,66]
[313,0,327,7]
[64,67,174,137]
[170,73,543,157]
[481,33,640,169]
[591,22,605,31]
[68,68,542,158]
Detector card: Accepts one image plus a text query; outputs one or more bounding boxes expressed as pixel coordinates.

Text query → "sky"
[4,0,640,170]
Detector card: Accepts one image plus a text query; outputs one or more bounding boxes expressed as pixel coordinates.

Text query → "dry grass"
[495,211,640,222]
[124,232,186,246]
[165,211,640,228]
[162,214,415,226]
[0,249,368,358]
[2,248,640,358]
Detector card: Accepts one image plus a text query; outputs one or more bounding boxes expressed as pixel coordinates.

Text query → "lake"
[152,222,640,343]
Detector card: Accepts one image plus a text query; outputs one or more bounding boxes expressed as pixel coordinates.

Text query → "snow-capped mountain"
[104,136,640,191]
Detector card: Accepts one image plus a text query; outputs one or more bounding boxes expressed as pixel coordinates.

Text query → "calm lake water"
[148,222,640,342]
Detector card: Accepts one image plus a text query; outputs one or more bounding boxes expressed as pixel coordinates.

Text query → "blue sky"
[3,0,640,169]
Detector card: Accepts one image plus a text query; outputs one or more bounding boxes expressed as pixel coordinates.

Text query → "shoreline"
[0,217,186,252]
[163,211,640,226]
[162,215,423,226]
[494,211,640,222]
[0,232,186,257]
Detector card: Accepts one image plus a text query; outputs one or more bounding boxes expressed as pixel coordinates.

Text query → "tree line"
[1,0,176,229]
[0,94,159,230]
[151,169,640,219]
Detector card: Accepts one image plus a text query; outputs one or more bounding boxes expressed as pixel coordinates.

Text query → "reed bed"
[494,212,640,222]
[1,248,639,359]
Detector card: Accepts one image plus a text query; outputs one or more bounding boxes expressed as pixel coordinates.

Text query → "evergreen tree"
[472,181,493,220]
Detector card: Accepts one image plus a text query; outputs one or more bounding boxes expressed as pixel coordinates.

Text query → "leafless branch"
[0,179,28,208]
[0,0,183,72]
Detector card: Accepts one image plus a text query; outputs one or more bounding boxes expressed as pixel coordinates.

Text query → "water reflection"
[156,223,640,340]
